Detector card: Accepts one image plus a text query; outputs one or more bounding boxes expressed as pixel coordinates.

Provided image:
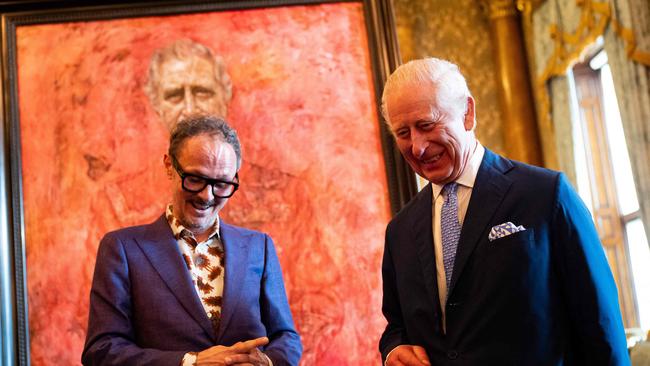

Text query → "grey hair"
[169,115,242,170]
[380,58,471,125]
[144,39,233,110]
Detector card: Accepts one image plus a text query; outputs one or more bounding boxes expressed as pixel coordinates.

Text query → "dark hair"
[168,115,242,169]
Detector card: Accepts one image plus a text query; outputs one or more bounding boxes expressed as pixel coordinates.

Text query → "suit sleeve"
[379,222,407,362]
[551,173,630,365]
[259,234,303,366]
[81,234,185,366]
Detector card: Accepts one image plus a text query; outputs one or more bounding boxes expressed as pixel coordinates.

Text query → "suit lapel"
[411,185,442,315]
[217,222,250,341]
[137,216,215,340]
[449,149,513,295]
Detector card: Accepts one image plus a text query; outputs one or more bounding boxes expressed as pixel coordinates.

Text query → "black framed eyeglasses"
[171,156,239,198]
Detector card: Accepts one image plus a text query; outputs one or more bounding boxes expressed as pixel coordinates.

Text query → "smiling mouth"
[190,201,214,211]
[421,152,443,164]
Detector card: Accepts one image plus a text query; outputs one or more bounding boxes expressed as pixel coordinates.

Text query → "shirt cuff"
[182,350,270,365]
[181,352,198,366]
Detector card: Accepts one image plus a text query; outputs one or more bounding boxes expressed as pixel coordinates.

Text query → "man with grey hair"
[145,39,232,131]
[83,116,302,366]
[379,58,629,365]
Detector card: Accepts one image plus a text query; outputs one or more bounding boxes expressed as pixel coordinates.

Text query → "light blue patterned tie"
[441,182,461,291]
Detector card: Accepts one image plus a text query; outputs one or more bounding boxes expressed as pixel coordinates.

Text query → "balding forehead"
[153,40,213,63]
[156,53,214,75]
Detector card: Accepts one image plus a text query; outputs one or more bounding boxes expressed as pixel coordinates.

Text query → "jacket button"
[447,350,458,359]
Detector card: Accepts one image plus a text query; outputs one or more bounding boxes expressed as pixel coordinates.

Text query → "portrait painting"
[5,0,407,365]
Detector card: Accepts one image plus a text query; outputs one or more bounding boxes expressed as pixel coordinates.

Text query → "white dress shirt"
[431,142,484,332]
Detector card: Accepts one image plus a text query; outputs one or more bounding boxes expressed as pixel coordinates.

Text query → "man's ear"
[163,154,173,179]
[464,96,476,131]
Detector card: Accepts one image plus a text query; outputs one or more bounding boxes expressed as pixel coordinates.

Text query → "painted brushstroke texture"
[17,3,391,365]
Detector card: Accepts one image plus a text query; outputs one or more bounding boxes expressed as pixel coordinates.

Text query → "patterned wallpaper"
[392,0,505,156]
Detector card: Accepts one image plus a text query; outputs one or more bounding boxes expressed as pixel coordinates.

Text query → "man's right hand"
[196,337,269,365]
[386,345,430,366]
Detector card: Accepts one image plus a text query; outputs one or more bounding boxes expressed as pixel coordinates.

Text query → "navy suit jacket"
[380,149,630,365]
[82,215,302,366]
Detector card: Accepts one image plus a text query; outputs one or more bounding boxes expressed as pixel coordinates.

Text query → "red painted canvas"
[17,3,392,365]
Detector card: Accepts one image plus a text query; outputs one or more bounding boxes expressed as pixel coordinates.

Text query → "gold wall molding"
[611,19,650,66]
[482,0,519,19]
[539,0,610,82]
[529,0,650,170]
[533,0,650,82]
[516,0,545,13]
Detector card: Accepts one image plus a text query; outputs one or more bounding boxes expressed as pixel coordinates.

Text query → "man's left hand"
[227,347,270,366]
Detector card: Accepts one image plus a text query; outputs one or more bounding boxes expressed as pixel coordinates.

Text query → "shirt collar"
[432,141,485,199]
[165,204,220,244]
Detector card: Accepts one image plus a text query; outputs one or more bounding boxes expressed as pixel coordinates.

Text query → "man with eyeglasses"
[82,116,302,366]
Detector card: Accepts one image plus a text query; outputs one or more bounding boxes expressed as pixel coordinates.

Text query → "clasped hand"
[386,345,430,366]
[196,337,270,366]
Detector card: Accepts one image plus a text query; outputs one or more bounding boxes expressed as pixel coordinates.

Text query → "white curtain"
[604,0,650,243]
[528,0,650,244]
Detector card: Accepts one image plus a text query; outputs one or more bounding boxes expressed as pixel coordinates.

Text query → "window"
[570,49,650,332]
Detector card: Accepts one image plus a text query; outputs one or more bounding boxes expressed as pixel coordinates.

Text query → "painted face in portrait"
[385,81,476,185]
[154,56,229,131]
[164,134,238,241]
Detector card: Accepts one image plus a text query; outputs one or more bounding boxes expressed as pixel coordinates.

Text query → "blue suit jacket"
[379,149,630,365]
[82,215,302,366]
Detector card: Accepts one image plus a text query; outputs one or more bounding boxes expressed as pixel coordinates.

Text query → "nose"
[411,131,429,158]
[196,183,214,202]
[182,87,196,114]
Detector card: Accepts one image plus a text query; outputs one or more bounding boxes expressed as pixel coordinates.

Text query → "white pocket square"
[488,222,525,241]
